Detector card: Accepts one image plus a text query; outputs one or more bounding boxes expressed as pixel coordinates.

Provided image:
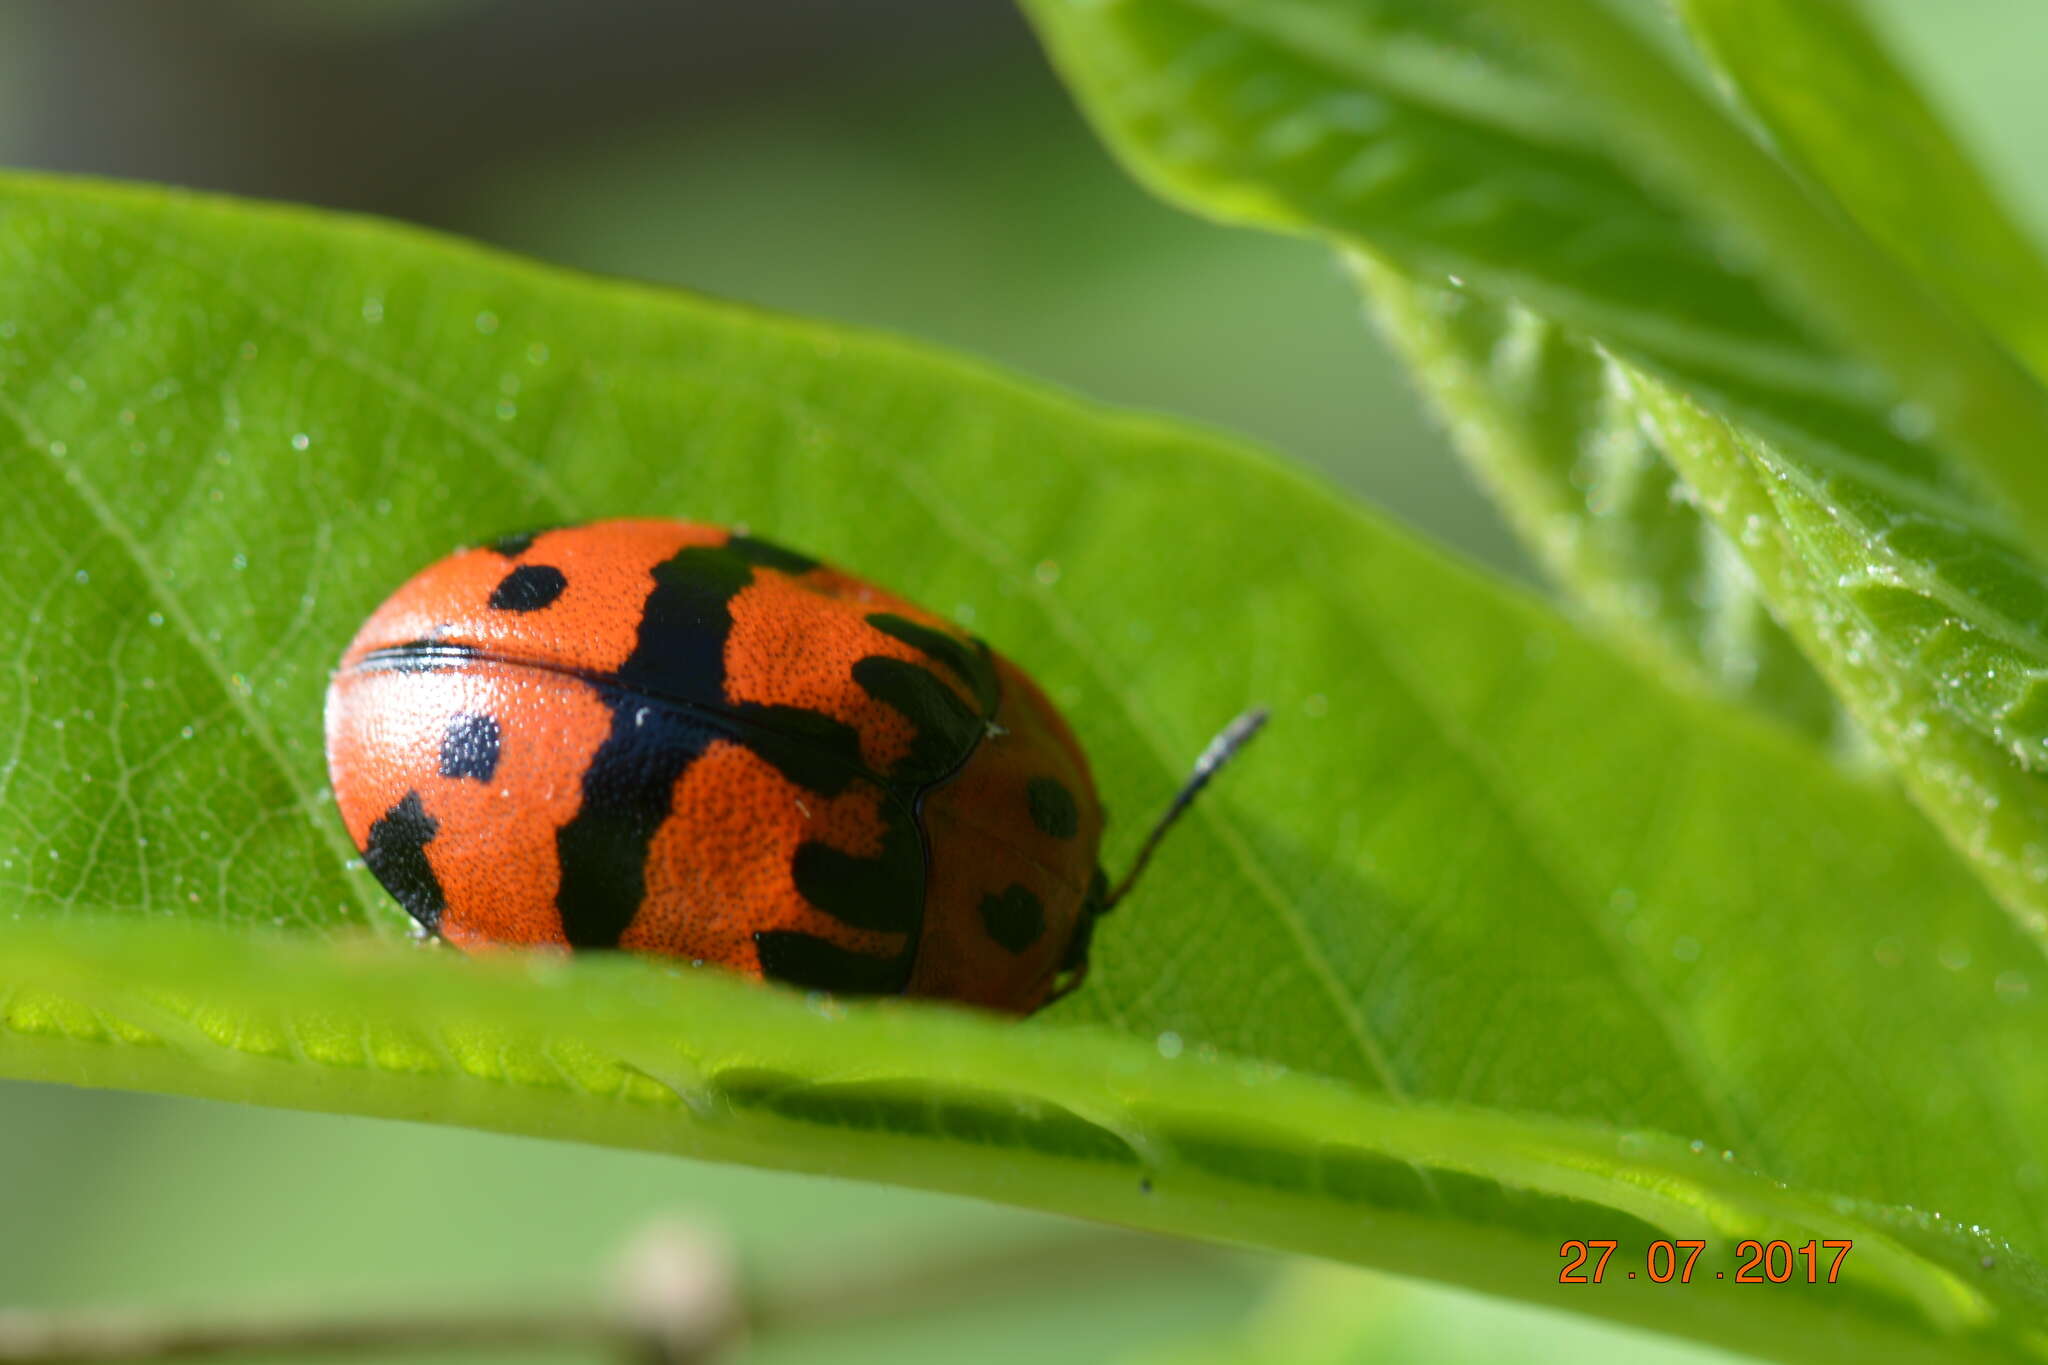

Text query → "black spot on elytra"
[753,929,912,994]
[438,713,501,783]
[852,655,983,785]
[362,791,446,933]
[727,534,820,575]
[866,614,998,713]
[488,564,567,612]
[1027,777,1079,839]
[979,884,1046,953]
[489,527,559,558]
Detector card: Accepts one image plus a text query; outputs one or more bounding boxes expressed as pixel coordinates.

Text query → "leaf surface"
[2,174,2047,1359]
[1677,0,2048,384]
[1018,0,2048,946]
[1350,250,1843,741]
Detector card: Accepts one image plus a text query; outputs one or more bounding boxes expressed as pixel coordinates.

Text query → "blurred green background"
[0,3,2042,1360]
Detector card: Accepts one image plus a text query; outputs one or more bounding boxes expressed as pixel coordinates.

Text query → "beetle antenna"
[1102,706,1269,911]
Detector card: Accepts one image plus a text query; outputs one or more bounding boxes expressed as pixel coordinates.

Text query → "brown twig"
[0,1305,665,1363]
[0,1223,1228,1363]
[0,1223,743,1364]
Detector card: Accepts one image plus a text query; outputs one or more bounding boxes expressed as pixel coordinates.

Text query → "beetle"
[324,519,1262,1014]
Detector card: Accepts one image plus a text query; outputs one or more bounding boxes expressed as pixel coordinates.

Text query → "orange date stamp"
[1558,1239,1853,1285]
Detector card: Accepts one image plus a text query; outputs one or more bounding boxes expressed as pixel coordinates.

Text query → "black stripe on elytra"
[866,614,999,714]
[979,884,1046,953]
[1026,776,1079,839]
[489,564,568,612]
[553,688,724,948]
[362,791,446,933]
[553,541,844,948]
[438,713,501,783]
[753,929,912,994]
[735,707,868,797]
[851,655,984,786]
[610,545,752,698]
[612,542,950,972]
[553,544,756,947]
[727,534,820,575]
[790,812,923,935]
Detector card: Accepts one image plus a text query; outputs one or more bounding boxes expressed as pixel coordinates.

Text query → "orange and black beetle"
[324,520,1260,1014]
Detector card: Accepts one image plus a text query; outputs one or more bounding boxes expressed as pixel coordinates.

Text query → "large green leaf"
[5,175,2048,1359]
[8,919,2048,1365]
[1348,250,1845,744]
[1476,0,2048,543]
[1018,0,2048,939]
[1017,0,2048,536]
[1677,0,2048,386]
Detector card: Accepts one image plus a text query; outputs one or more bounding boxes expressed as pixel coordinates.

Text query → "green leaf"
[1617,364,2048,918]
[1348,249,1845,742]
[8,916,2048,1365]
[1677,0,2048,386]
[1018,0,2048,544]
[1473,0,2048,549]
[1018,0,2048,944]
[5,174,2048,1358]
